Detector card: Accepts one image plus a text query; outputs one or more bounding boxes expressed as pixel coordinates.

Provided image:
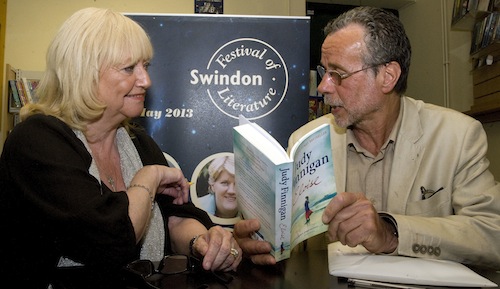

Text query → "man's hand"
[322,192,398,254]
[233,219,277,265]
[191,226,242,272]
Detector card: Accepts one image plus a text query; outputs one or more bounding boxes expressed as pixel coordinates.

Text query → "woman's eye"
[120,61,150,73]
[123,65,135,73]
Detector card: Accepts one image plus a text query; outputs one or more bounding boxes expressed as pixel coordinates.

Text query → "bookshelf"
[1,64,43,143]
[451,0,500,123]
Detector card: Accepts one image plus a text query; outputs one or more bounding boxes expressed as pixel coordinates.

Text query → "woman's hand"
[191,226,242,272]
[154,166,189,205]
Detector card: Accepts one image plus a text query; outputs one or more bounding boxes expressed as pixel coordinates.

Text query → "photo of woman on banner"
[191,153,241,225]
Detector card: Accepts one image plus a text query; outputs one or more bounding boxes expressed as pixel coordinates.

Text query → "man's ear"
[380,61,401,94]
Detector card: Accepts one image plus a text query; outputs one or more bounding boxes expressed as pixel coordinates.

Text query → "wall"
[399,0,474,111]
[399,0,447,106]
[483,122,500,179]
[4,0,304,71]
[400,0,500,179]
[0,0,5,138]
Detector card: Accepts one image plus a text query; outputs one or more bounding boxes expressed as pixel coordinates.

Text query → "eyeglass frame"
[316,63,387,86]
[125,254,201,278]
[124,254,234,287]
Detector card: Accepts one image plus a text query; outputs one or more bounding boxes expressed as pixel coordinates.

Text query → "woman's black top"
[0,114,213,288]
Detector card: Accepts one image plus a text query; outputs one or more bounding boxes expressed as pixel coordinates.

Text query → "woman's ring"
[230,248,239,258]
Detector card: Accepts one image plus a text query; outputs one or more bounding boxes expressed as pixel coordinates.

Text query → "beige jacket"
[288,96,500,269]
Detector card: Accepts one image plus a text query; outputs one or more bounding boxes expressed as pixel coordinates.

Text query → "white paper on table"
[328,242,498,287]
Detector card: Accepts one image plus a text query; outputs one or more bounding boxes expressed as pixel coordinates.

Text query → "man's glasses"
[316,63,385,86]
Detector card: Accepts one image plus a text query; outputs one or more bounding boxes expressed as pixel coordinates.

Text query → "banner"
[128,14,310,226]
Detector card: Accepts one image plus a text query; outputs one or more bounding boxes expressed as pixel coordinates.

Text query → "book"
[233,116,337,262]
[15,79,28,106]
[8,80,22,109]
[328,242,497,287]
[21,77,40,103]
[477,0,491,11]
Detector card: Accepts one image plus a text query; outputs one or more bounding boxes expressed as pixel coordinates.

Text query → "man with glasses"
[234,6,500,268]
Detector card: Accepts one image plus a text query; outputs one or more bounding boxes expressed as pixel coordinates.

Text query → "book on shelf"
[13,114,21,127]
[477,0,492,11]
[452,0,473,22]
[11,67,43,106]
[21,77,40,103]
[8,80,22,111]
[15,80,28,106]
[470,11,500,55]
[452,0,493,25]
[233,115,337,262]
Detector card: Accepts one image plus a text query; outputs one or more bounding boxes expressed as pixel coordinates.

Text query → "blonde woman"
[0,8,241,288]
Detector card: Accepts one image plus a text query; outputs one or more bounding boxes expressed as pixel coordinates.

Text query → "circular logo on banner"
[190,38,288,120]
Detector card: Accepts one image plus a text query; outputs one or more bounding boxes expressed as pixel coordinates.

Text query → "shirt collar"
[346,99,404,153]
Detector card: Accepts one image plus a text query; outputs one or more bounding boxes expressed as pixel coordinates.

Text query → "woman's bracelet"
[128,183,154,210]
[189,234,201,257]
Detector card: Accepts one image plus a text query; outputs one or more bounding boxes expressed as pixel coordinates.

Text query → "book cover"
[288,122,337,250]
[21,77,40,103]
[233,121,293,261]
[15,80,28,106]
[8,80,21,109]
[233,118,337,261]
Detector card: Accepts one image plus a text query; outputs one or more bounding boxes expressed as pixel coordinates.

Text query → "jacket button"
[412,244,420,253]
[434,247,441,256]
[419,245,427,254]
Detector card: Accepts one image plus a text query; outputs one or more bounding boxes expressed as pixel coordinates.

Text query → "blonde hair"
[208,155,235,190]
[20,7,153,131]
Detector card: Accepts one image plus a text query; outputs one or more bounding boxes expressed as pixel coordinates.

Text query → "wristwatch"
[379,213,399,238]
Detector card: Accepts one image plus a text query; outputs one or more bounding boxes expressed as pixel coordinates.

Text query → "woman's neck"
[86,127,125,192]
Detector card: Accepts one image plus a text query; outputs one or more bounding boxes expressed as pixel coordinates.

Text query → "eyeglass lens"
[317,65,341,85]
[159,254,190,275]
[127,260,155,277]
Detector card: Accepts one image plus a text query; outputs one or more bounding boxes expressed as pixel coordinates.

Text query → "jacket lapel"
[386,97,424,213]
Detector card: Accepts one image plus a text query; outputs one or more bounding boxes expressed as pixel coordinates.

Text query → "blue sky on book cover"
[290,124,337,248]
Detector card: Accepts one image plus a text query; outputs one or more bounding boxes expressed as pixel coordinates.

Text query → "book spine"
[9,80,22,108]
[22,78,33,103]
[15,80,28,106]
[273,163,292,262]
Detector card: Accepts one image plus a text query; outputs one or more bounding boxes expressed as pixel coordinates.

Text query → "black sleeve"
[1,115,137,267]
[156,194,214,229]
[130,125,215,236]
